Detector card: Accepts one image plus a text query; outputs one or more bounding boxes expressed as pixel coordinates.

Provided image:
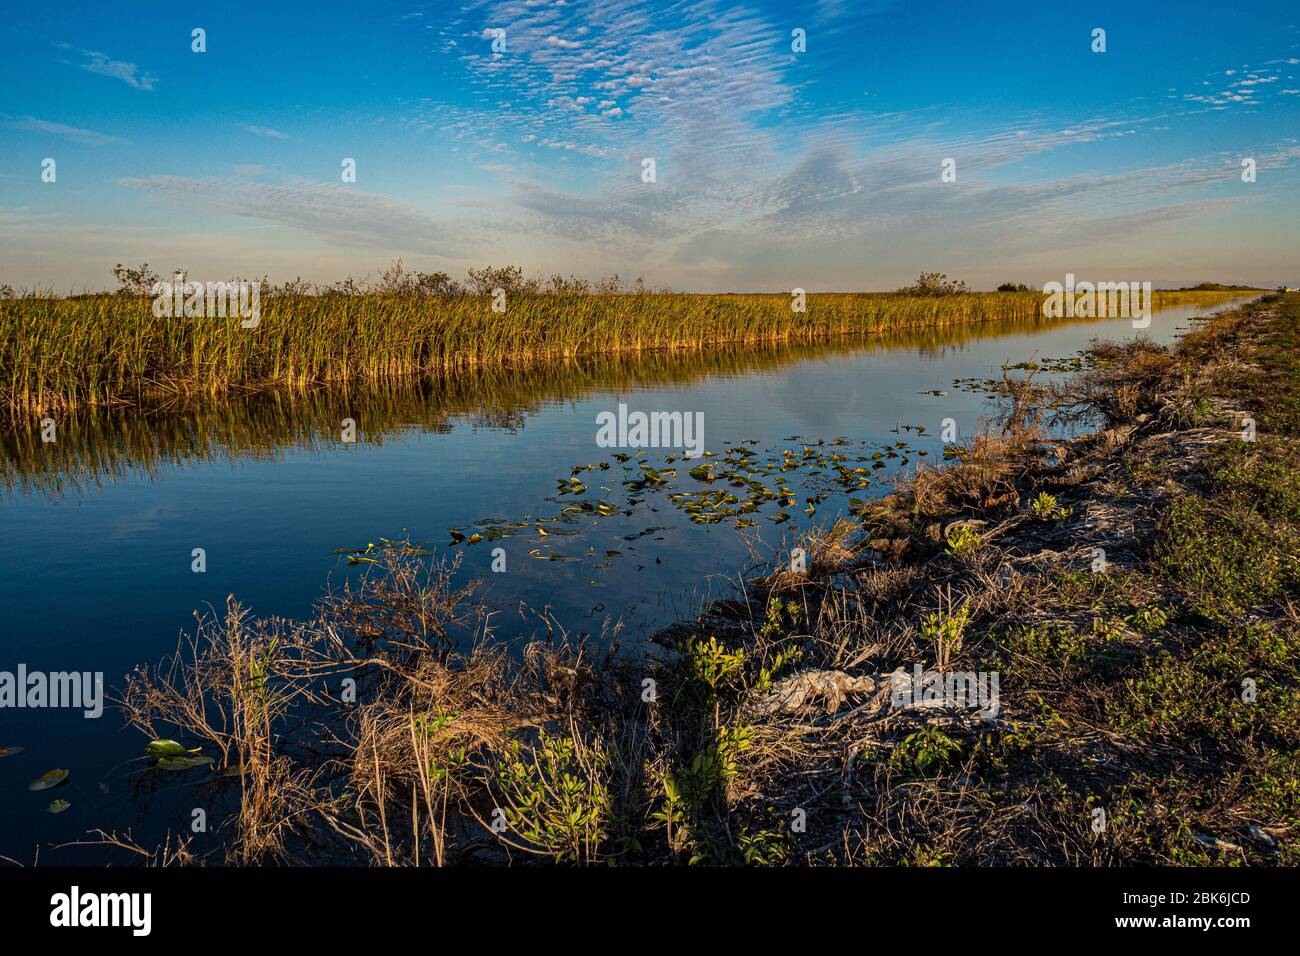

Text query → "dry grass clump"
[120,599,338,864]
[1080,297,1276,430]
[120,543,644,866]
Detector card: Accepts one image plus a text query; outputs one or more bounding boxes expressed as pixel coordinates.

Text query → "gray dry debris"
[755,669,884,716]
[755,666,998,723]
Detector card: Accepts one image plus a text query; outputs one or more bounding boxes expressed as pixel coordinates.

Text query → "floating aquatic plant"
[29,769,69,791]
[155,755,214,772]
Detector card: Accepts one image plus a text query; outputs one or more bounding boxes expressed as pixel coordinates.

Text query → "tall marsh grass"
[0,289,1250,414]
[6,305,1209,500]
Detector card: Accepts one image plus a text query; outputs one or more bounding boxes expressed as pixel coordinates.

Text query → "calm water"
[0,297,1250,862]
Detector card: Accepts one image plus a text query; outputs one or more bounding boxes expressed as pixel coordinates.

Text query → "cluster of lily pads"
[0,745,74,814]
[142,738,215,772]
[1,738,219,817]
[333,366,1106,576]
[952,355,1086,395]
[410,434,936,569]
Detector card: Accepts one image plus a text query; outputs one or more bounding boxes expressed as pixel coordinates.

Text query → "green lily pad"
[145,739,189,758]
[29,769,69,791]
[155,755,214,772]
[47,799,71,814]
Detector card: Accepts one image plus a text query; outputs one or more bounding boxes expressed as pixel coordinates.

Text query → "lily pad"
[155,755,214,772]
[47,799,71,814]
[29,769,69,791]
[145,739,189,758]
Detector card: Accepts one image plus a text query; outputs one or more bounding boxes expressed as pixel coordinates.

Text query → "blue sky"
[2,0,1297,291]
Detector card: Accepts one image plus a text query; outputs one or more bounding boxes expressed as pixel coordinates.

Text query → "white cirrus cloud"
[236,123,293,139]
[56,42,157,90]
[4,115,126,145]
[115,175,497,258]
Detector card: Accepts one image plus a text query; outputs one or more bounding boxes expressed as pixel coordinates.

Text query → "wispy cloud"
[116,175,492,258]
[55,42,157,91]
[236,123,293,140]
[427,0,796,168]
[3,115,126,146]
[1170,60,1299,113]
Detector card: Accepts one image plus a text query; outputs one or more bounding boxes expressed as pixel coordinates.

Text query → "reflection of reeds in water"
[0,295,1252,499]
[4,343,825,499]
[3,290,1244,415]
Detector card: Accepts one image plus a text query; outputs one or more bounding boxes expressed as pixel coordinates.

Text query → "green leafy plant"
[920,606,972,646]
[1125,606,1169,634]
[756,645,803,693]
[760,597,802,638]
[487,731,609,864]
[890,726,963,777]
[677,635,746,704]
[738,826,790,866]
[1091,617,1127,643]
[1030,491,1071,520]
[944,524,983,558]
[652,723,755,863]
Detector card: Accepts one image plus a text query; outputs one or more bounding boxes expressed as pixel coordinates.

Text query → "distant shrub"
[465,264,534,296]
[897,272,969,297]
[112,262,162,295]
[375,259,463,296]
[1180,282,1260,292]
